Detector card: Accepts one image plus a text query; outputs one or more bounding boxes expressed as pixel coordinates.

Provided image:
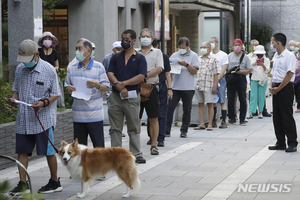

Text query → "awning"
[139,0,234,12]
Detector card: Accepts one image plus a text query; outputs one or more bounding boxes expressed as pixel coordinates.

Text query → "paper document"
[170,63,182,74]
[169,58,181,63]
[12,100,32,107]
[120,90,138,99]
[71,79,93,100]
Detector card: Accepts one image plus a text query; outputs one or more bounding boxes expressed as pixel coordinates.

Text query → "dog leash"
[34,107,59,154]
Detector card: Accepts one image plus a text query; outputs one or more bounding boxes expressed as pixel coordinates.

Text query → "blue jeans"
[147,83,168,141]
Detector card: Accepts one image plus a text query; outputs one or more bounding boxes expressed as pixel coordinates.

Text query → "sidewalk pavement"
[1,96,300,200]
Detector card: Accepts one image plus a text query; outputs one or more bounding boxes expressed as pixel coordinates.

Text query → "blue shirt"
[65,58,110,123]
[13,58,60,135]
[108,51,147,92]
[102,53,113,72]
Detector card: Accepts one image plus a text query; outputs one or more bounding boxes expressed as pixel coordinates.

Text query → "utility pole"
[161,0,165,53]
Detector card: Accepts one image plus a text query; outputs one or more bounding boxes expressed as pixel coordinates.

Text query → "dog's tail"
[131,176,141,193]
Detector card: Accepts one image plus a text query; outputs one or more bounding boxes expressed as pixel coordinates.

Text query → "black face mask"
[257,54,264,59]
[121,40,132,50]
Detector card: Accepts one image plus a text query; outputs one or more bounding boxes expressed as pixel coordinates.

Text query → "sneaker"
[219,121,227,129]
[37,178,63,194]
[212,120,217,128]
[258,114,263,119]
[246,114,253,119]
[9,181,29,196]
[228,119,236,125]
[240,121,246,126]
[135,156,146,164]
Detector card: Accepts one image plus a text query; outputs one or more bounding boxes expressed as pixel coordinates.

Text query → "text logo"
[237,183,292,193]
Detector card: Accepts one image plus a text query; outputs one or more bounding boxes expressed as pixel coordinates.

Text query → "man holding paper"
[65,38,110,148]
[107,29,147,164]
[166,37,199,138]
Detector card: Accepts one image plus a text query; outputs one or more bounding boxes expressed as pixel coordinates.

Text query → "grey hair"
[77,38,92,51]
[202,42,211,48]
[210,37,219,43]
[250,39,259,46]
[140,28,153,38]
[178,37,190,46]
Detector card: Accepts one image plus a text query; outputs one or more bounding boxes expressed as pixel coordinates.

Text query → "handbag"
[225,53,245,85]
[140,83,154,102]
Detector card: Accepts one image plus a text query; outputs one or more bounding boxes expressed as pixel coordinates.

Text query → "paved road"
[1,96,300,200]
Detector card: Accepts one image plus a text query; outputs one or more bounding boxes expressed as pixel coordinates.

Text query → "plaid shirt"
[195,54,220,91]
[12,59,60,135]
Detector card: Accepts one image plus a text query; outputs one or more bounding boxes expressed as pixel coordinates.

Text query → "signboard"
[155,0,170,40]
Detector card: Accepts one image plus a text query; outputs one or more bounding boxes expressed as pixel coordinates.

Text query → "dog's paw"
[77,192,86,198]
[122,192,131,198]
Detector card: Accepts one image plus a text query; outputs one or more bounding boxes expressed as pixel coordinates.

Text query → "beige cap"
[17,39,38,63]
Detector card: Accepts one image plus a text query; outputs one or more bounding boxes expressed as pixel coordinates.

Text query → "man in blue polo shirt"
[65,38,110,148]
[107,29,147,163]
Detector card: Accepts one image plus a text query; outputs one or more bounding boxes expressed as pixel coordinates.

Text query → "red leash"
[33,104,59,153]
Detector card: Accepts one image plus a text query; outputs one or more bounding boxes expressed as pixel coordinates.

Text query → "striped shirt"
[12,58,60,135]
[65,59,110,123]
[196,54,220,91]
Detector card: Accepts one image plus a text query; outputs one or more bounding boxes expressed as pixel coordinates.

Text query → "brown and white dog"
[58,138,141,198]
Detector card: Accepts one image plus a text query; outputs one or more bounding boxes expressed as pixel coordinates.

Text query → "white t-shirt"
[211,50,228,71]
[250,56,270,81]
[271,49,296,83]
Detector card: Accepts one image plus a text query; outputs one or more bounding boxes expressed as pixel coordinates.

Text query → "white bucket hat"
[253,45,266,54]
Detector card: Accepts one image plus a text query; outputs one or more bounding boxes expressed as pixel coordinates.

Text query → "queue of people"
[7,30,298,196]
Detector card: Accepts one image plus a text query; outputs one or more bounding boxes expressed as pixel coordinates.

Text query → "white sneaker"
[258,114,263,119]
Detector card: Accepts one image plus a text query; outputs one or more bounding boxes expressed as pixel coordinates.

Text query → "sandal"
[206,127,213,131]
[150,146,159,155]
[194,125,206,130]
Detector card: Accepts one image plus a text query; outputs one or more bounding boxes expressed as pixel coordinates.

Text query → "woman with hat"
[248,45,270,119]
[38,31,59,71]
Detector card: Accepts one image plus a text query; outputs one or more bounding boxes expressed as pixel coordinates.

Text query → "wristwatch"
[99,84,102,91]
[168,88,172,90]
[185,63,189,67]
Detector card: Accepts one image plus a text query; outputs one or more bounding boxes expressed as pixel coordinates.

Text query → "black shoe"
[180,132,187,138]
[263,112,272,117]
[165,133,170,137]
[147,139,151,145]
[157,141,164,147]
[135,156,146,164]
[240,121,246,126]
[212,120,217,128]
[228,119,236,125]
[285,146,297,152]
[37,178,63,194]
[9,181,29,196]
[268,145,286,150]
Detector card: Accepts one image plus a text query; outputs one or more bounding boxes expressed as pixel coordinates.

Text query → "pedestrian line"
[65,142,203,200]
[201,143,277,199]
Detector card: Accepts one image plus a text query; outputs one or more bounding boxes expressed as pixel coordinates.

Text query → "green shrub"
[0,78,18,124]
[58,68,73,109]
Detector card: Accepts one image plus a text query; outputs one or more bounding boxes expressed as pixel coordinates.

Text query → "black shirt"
[38,48,59,67]
[158,53,171,82]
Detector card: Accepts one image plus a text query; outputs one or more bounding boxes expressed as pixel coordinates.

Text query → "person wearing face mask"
[293,41,300,113]
[248,45,270,119]
[227,39,252,126]
[166,37,199,138]
[288,40,295,52]
[107,29,148,164]
[65,39,110,149]
[38,32,59,71]
[136,28,164,155]
[268,33,298,153]
[8,39,62,195]
[209,36,228,129]
[194,42,219,131]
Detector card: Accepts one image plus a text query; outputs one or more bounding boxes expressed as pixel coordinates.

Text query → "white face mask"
[200,48,208,55]
[210,43,215,50]
[178,48,187,55]
[270,42,277,52]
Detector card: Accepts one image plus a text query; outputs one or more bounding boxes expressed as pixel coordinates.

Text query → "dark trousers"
[147,83,168,141]
[74,121,105,148]
[273,83,298,147]
[227,76,247,122]
[166,90,195,134]
[294,83,300,109]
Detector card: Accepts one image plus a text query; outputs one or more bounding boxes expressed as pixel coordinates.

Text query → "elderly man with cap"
[102,41,123,72]
[8,39,62,195]
[65,38,110,148]
[227,39,252,126]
